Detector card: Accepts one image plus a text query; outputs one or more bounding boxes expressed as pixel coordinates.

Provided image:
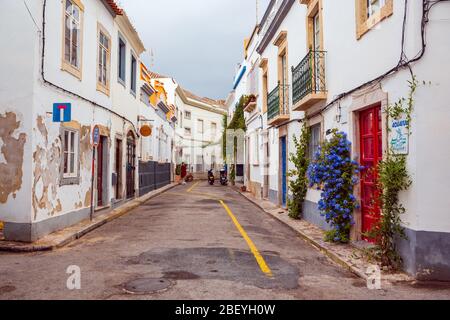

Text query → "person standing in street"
[181,162,187,185]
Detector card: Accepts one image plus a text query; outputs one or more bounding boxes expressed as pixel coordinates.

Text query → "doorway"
[359,104,382,241]
[126,131,136,199]
[97,137,104,207]
[115,138,122,200]
[280,136,288,208]
[96,136,108,207]
[263,133,270,199]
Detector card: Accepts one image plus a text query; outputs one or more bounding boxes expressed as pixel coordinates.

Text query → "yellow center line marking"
[219,200,273,278]
[187,181,200,193]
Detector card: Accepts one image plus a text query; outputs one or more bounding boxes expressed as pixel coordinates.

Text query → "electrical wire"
[306,0,449,120]
[40,0,139,136]
[23,0,41,31]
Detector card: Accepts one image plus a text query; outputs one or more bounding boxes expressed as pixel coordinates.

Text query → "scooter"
[219,168,228,186]
[208,169,215,185]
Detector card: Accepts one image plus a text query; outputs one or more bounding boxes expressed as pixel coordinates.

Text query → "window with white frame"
[97,25,110,93]
[253,131,260,166]
[185,111,191,120]
[309,123,321,160]
[63,0,83,75]
[118,35,126,83]
[211,122,217,140]
[185,127,191,136]
[61,128,79,181]
[130,53,137,95]
[197,119,204,133]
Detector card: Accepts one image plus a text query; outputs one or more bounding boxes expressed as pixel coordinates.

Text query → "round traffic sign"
[92,125,100,147]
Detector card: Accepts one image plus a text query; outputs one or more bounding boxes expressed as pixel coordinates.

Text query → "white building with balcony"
[227,0,450,280]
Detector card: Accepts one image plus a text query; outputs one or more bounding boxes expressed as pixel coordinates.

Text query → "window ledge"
[61,60,82,80]
[96,83,110,96]
[118,77,126,88]
[60,176,80,186]
[357,1,394,40]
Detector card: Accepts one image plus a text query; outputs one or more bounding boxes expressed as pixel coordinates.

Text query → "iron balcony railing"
[292,50,327,105]
[268,83,290,121]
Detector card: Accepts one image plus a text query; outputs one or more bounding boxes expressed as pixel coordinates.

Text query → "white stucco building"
[227,0,450,280]
[0,0,173,241]
[149,75,227,177]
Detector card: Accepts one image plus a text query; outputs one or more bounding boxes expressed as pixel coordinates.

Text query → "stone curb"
[231,186,414,283]
[0,183,178,253]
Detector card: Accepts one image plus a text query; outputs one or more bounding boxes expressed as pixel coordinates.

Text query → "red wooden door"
[360,105,382,241]
[97,137,103,207]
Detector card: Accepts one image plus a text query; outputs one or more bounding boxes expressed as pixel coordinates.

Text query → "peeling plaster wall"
[0,0,38,224]
[28,0,141,228]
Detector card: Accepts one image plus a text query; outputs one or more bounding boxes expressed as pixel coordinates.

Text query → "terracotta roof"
[104,0,123,15]
[148,71,170,79]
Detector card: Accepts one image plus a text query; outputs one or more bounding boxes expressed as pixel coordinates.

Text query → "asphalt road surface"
[1,183,450,300]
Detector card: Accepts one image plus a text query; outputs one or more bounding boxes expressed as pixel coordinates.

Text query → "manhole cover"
[123,278,172,294]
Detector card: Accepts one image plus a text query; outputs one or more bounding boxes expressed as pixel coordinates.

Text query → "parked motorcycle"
[208,169,215,185]
[220,168,228,186]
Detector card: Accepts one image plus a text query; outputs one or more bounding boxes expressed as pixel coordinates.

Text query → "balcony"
[243,95,257,113]
[292,50,327,111]
[267,83,290,126]
[157,100,170,114]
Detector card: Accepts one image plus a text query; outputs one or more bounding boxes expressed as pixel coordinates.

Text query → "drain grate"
[122,278,172,295]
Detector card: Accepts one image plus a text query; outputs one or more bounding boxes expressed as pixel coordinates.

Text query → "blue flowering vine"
[307,130,362,243]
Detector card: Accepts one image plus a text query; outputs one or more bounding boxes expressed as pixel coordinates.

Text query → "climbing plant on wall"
[222,114,228,163]
[228,95,248,131]
[366,76,417,269]
[307,130,361,243]
[288,124,311,220]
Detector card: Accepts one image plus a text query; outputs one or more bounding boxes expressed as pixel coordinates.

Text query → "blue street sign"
[92,125,100,147]
[53,103,72,122]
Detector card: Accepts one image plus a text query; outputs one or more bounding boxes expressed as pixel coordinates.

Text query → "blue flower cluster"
[307,131,361,243]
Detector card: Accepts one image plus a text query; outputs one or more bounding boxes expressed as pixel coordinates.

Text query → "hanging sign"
[92,125,100,147]
[389,116,409,155]
[140,125,152,137]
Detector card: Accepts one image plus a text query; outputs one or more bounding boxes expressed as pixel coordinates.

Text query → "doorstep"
[232,186,414,284]
[0,183,178,253]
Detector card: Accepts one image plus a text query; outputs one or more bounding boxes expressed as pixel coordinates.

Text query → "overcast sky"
[119,0,270,100]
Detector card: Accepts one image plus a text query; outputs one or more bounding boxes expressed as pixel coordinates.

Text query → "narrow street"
[1,183,449,300]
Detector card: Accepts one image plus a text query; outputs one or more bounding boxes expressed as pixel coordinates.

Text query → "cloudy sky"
[119,0,270,100]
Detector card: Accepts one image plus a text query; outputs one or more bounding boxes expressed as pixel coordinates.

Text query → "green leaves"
[228,95,248,131]
[288,125,310,220]
[368,76,417,269]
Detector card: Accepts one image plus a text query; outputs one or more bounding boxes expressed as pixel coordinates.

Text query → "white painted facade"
[153,77,227,175]
[227,0,450,279]
[0,0,155,241]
